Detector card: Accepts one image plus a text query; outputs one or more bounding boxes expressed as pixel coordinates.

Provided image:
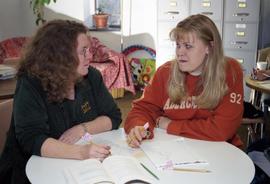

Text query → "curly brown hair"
[17,20,88,102]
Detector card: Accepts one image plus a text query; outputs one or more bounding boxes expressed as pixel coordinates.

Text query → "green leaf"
[44,0,50,5]
[31,0,57,25]
[36,17,42,25]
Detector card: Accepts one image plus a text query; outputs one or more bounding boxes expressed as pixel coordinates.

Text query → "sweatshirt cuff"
[33,135,49,156]
[167,120,182,135]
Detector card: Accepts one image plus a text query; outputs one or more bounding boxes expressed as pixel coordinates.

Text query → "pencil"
[140,163,159,180]
[173,168,211,173]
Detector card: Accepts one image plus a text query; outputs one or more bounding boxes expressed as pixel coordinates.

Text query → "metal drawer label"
[236,24,246,29]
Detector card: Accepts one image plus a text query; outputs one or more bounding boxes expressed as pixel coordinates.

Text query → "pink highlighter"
[143,122,151,138]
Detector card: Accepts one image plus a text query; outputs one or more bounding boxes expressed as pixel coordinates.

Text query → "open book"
[64,155,154,184]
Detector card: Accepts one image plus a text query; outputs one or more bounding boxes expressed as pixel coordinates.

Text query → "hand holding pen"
[127,122,151,148]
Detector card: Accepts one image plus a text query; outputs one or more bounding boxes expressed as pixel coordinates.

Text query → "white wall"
[0,0,93,41]
[0,0,157,56]
[121,0,157,57]
[0,0,36,40]
[45,0,91,25]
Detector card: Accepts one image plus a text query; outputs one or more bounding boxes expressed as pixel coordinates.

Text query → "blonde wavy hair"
[17,20,88,102]
[168,14,228,109]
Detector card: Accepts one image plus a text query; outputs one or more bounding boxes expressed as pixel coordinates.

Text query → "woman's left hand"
[156,116,171,130]
[59,124,85,144]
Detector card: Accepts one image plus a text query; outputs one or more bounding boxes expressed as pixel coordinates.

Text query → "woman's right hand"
[256,69,269,81]
[126,126,148,148]
[80,143,111,161]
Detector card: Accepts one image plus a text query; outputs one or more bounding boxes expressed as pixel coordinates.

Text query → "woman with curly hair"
[0,20,121,183]
[125,14,244,148]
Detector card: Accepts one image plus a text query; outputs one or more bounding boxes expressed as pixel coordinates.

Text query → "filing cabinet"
[190,0,224,36]
[156,0,189,67]
[157,22,177,47]
[225,50,256,74]
[223,0,260,100]
[223,23,259,50]
[224,0,260,22]
[158,0,188,21]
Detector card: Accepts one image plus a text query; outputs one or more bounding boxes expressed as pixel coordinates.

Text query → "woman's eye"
[83,48,87,55]
[185,44,193,49]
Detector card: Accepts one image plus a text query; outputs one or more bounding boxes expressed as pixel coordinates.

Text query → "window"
[95,0,121,28]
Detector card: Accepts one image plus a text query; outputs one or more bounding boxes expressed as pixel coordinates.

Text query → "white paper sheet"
[140,138,208,170]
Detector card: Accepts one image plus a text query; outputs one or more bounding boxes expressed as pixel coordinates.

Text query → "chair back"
[0,99,13,154]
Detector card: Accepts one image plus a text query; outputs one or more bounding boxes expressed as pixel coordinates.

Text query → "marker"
[143,122,151,138]
[140,163,159,180]
[143,122,149,130]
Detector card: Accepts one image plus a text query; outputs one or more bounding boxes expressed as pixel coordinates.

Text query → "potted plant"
[92,7,109,29]
[30,0,57,25]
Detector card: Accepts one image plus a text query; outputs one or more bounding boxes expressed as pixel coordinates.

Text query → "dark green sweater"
[0,67,121,183]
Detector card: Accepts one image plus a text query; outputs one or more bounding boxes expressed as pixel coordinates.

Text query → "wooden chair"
[0,99,13,154]
[242,117,264,146]
[242,100,265,147]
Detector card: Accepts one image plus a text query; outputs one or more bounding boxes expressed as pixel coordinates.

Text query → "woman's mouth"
[179,59,188,63]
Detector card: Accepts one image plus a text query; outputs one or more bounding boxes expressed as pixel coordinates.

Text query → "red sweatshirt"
[124,59,244,147]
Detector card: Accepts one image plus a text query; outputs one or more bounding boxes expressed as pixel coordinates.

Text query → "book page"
[64,159,113,184]
[103,155,153,184]
[140,138,208,170]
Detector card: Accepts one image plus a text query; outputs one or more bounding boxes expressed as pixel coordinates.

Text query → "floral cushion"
[0,37,28,63]
[0,45,6,64]
[88,36,135,94]
[90,37,110,62]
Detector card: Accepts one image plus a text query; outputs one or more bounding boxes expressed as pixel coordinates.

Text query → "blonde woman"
[124,14,243,148]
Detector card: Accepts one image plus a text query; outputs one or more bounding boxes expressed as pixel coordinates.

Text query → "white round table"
[26,128,255,184]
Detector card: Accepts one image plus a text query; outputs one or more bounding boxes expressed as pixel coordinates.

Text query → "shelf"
[89,26,121,32]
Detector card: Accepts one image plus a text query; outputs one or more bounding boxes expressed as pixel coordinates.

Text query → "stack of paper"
[0,64,16,80]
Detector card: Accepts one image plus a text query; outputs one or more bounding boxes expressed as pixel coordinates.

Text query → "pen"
[140,163,160,180]
[173,168,211,173]
[263,73,270,78]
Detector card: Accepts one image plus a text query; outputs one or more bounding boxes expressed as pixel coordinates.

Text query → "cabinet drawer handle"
[231,41,248,45]
[233,13,249,17]
[201,12,213,15]
[165,11,179,15]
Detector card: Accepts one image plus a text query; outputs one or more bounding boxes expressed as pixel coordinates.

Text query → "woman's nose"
[86,49,93,60]
[176,47,185,57]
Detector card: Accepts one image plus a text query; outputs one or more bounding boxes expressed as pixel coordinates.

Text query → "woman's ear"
[205,46,209,55]
[206,41,214,54]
